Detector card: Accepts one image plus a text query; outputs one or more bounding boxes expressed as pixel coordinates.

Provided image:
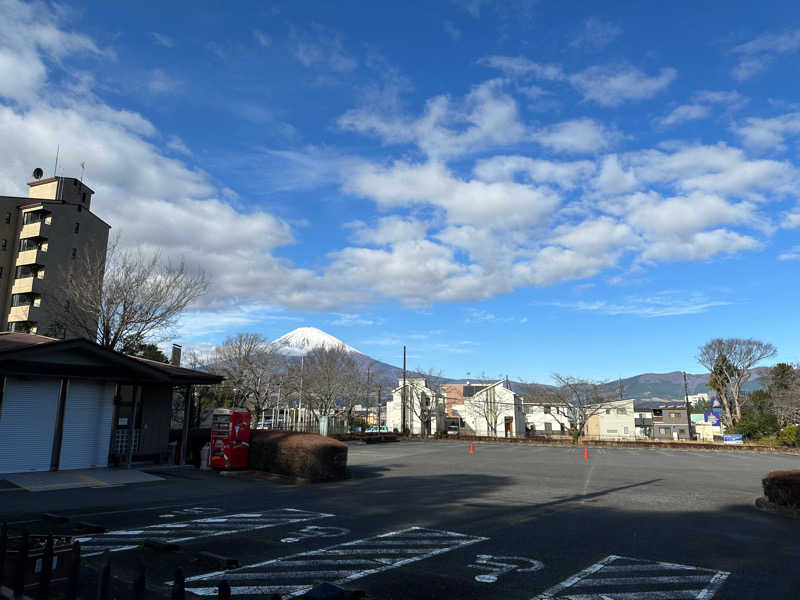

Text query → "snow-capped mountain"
[269,327,363,357]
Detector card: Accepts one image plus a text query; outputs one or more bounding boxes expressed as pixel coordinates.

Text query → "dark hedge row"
[762,470,800,508]
[248,430,349,482]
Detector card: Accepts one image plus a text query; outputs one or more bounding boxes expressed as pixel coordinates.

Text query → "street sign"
[723,434,743,444]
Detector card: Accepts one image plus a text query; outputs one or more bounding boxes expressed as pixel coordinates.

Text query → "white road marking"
[469,554,544,583]
[531,555,729,600]
[77,508,333,556]
[281,525,350,543]
[183,527,488,598]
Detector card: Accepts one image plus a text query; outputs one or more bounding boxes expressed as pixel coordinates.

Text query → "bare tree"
[171,349,227,429]
[57,235,207,350]
[210,333,287,424]
[464,382,504,437]
[549,375,617,441]
[301,345,359,424]
[697,338,777,427]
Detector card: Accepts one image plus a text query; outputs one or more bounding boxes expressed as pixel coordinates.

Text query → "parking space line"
[531,555,729,600]
[183,527,488,598]
[77,508,333,556]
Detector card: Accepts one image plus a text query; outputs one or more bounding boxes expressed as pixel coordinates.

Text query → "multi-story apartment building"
[0,175,110,338]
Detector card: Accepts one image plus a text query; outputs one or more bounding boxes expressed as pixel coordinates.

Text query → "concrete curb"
[754,496,800,519]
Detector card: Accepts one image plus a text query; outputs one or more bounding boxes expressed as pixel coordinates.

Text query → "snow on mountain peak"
[269,327,362,356]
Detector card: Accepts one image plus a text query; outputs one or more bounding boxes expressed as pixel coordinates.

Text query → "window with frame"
[659,427,669,435]
[616,408,627,415]
[71,248,77,259]
[544,423,553,433]
[74,222,80,233]
[544,405,551,414]
[1,239,5,251]
[4,213,9,224]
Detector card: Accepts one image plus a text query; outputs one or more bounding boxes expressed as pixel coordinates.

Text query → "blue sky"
[1,0,799,382]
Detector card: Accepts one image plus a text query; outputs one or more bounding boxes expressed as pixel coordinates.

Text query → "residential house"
[649,400,692,440]
[691,412,724,442]
[584,398,636,440]
[522,401,571,437]
[386,378,446,435]
[452,379,525,438]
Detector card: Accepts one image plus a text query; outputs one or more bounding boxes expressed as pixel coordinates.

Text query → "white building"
[584,398,636,440]
[523,401,572,437]
[452,380,525,438]
[386,378,446,435]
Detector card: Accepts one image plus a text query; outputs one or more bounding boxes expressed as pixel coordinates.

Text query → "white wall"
[524,403,570,435]
[454,383,524,437]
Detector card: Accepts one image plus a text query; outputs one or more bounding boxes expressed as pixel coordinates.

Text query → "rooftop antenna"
[80,161,86,183]
[53,144,60,178]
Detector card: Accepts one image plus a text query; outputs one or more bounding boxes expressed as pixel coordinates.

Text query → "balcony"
[634,417,653,427]
[15,248,46,267]
[11,277,43,294]
[19,220,51,239]
[8,304,39,323]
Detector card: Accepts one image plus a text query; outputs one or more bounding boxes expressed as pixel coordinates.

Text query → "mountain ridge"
[269,327,770,399]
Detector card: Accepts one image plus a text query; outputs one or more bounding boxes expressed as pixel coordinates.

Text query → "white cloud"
[536,118,615,153]
[347,216,429,245]
[166,135,191,155]
[473,155,595,188]
[443,21,461,40]
[733,112,800,152]
[731,29,800,80]
[778,246,800,261]
[783,211,800,229]
[150,32,175,48]
[569,65,677,107]
[593,154,638,195]
[639,229,760,262]
[291,25,357,72]
[330,313,380,326]
[0,0,103,104]
[344,160,560,229]
[480,56,676,106]
[147,69,181,95]
[339,78,527,160]
[549,291,731,317]
[658,104,711,127]
[570,18,622,51]
[465,308,513,323]
[253,29,271,47]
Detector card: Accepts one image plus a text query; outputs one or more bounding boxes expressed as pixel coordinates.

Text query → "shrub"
[762,470,800,508]
[731,412,780,440]
[777,424,799,447]
[249,430,348,481]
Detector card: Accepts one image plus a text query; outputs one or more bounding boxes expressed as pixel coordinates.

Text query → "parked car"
[365,426,389,433]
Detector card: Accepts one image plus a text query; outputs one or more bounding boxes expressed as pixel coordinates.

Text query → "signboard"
[712,397,721,408]
[704,412,720,426]
[723,434,743,444]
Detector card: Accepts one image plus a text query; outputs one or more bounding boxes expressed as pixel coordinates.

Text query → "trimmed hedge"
[762,470,800,508]
[249,430,348,482]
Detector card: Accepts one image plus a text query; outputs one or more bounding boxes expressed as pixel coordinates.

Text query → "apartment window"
[74,222,80,234]
[544,405,551,414]
[605,408,611,414]
[544,423,553,433]
[19,238,39,252]
[616,408,627,415]
[624,426,629,434]
[4,213,9,224]
[71,248,77,259]
[607,429,617,434]
[11,294,30,307]
[659,427,669,435]
[82,192,87,203]
[669,412,680,419]
[1,239,6,251]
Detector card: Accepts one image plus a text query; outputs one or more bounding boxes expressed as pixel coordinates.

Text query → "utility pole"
[683,372,693,441]
[299,356,304,431]
[402,346,407,434]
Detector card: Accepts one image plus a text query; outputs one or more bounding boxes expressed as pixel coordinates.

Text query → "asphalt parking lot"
[2,440,799,599]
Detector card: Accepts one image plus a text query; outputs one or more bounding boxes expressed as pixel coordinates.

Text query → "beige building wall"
[584,398,636,440]
[0,176,110,339]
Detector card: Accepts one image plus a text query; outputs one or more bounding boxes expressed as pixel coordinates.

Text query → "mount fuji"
[269,327,362,357]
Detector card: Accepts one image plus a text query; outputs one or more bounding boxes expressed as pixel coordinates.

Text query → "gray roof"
[634,399,687,410]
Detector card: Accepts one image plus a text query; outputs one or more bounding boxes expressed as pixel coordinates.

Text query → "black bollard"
[133,558,146,600]
[96,551,111,600]
[13,528,28,598]
[172,567,185,600]
[218,580,231,600]
[66,540,80,600]
[38,534,53,600]
[0,521,7,587]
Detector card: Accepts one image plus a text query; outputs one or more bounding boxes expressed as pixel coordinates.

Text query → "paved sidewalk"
[1,467,162,492]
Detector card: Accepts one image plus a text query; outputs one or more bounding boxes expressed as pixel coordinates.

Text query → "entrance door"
[504,416,513,438]
[0,378,60,473]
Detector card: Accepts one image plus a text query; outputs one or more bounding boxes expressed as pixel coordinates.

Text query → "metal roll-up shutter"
[0,377,60,473]
[59,380,115,470]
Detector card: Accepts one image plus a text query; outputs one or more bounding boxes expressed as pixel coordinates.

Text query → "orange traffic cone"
[584,446,588,460]
[469,442,475,454]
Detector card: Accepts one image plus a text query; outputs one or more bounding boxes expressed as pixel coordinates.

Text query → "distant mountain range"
[270,327,770,400]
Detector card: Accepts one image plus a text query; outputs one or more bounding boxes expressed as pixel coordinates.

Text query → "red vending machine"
[210,408,251,469]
